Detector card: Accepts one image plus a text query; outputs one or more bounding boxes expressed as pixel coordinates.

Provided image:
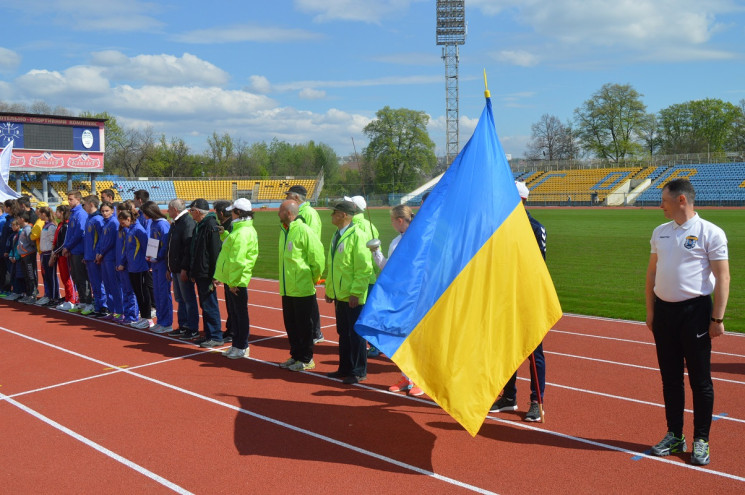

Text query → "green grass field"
[251,206,744,332]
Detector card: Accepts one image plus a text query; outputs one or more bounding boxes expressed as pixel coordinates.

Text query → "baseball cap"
[343,195,367,212]
[286,185,308,196]
[331,200,357,216]
[515,181,530,199]
[188,198,209,210]
[226,198,252,211]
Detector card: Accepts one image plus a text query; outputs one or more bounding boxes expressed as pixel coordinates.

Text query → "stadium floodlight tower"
[436,0,466,167]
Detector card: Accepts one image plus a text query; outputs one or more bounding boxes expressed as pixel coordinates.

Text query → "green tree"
[206,132,234,176]
[574,83,647,162]
[657,98,741,154]
[362,106,436,194]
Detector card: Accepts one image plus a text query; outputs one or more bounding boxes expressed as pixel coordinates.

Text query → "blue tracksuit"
[97,215,121,315]
[84,211,107,311]
[149,218,172,327]
[115,224,138,322]
[124,223,149,273]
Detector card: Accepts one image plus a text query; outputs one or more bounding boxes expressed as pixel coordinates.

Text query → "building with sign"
[0,112,106,202]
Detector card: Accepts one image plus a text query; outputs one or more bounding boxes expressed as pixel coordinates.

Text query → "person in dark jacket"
[166,199,200,340]
[187,198,223,347]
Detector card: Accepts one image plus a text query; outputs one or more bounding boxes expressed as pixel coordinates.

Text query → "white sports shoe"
[57,301,74,311]
[130,318,153,329]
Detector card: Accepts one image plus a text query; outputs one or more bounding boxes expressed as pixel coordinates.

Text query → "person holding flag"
[489,181,547,422]
[325,200,374,384]
[354,79,562,436]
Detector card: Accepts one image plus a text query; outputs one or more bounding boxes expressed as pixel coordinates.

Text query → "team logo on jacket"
[684,235,698,250]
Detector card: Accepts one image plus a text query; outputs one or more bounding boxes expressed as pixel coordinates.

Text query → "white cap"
[515,181,530,199]
[344,195,367,212]
[226,198,252,211]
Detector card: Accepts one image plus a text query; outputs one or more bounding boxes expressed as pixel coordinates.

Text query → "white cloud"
[247,75,273,94]
[269,74,441,93]
[494,50,540,67]
[109,85,277,118]
[295,0,416,23]
[92,52,230,86]
[0,47,21,72]
[18,0,163,32]
[471,0,741,61]
[298,88,326,99]
[15,66,110,98]
[172,24,322,44]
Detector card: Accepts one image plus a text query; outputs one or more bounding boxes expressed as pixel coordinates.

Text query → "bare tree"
[526,114,578,160]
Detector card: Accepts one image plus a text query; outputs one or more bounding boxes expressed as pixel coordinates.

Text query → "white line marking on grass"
[0,327,495,495]
[0,392,193,494]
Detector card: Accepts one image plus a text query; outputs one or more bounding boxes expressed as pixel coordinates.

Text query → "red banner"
[5,149,104,171]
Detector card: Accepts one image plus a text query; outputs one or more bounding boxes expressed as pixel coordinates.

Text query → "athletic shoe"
[91,311,109,318]
[199,339,224,348]
[651,432,687,456]
[288,359,315,371]
[313,335,325,344]
[151,325,172,334]
[179,330,200,341]
[367,346,381,357]
[222,346,248,359]
[68,303,84,312]
[691,439,710,466]
[0,291,9,298]
[18,296,35,304]
[6,293,23,301]
[57,301,74,311]
[80,304,95,315]
[130,318,153,329]
[342,375,367,384]
[525,402,543,422]
[168,328,185,337]
[388,376,413,393]
[279,358,296,369]
[408,385,424,397]
[223,333,233,343]
[35,296,50,306]
[489,395,518,413]
[44,298,60,307]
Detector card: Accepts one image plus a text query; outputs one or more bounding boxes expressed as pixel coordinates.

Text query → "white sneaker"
[36,296,50,306]
[80,304,95,315]
[151,324,172,334]
[57,301,74,311]
[222,346,247,359]
[130,318,153,329]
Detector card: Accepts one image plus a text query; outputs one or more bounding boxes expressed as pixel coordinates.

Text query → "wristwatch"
[711,317,724,323]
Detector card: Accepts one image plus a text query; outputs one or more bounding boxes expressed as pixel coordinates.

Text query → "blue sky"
[0,0,744,159]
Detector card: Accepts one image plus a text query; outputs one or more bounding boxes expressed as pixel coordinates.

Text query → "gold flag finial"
[484,69,490,98]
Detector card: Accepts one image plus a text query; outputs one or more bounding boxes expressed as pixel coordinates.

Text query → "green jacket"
[297,201,322,239]
[279,219,325,297]
[213,219,259,288]
[326,222,374,304]
[352,212,380,281]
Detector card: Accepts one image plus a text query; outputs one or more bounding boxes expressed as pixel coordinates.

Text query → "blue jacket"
[97,215,120,263]
[149,218,170,263]
[124,223,150,273]
[64,204,88,255]
[115,225,127,267]
[84,211,104,261]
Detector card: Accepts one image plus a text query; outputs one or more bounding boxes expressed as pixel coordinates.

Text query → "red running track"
[1,278,744,494]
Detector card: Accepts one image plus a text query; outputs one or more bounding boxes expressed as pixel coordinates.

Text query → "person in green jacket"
[213,198,259,359]
[324,200,374,384]
[277,200,325,372]
[286,184,324,344]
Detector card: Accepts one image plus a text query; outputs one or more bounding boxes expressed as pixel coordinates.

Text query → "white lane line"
[0,392,193,494]
[514,377,745,425]
[484,413,745,483]
[546,351,745,386]
[550,329,745,359]
[0,327,494,495]
[5,325,745,483]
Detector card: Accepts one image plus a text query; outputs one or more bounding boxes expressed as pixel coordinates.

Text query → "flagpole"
[529,352,545,422]
[483,69,490,98]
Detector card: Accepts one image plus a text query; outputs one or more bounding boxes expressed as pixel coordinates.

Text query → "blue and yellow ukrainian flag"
[355,95,562,436]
